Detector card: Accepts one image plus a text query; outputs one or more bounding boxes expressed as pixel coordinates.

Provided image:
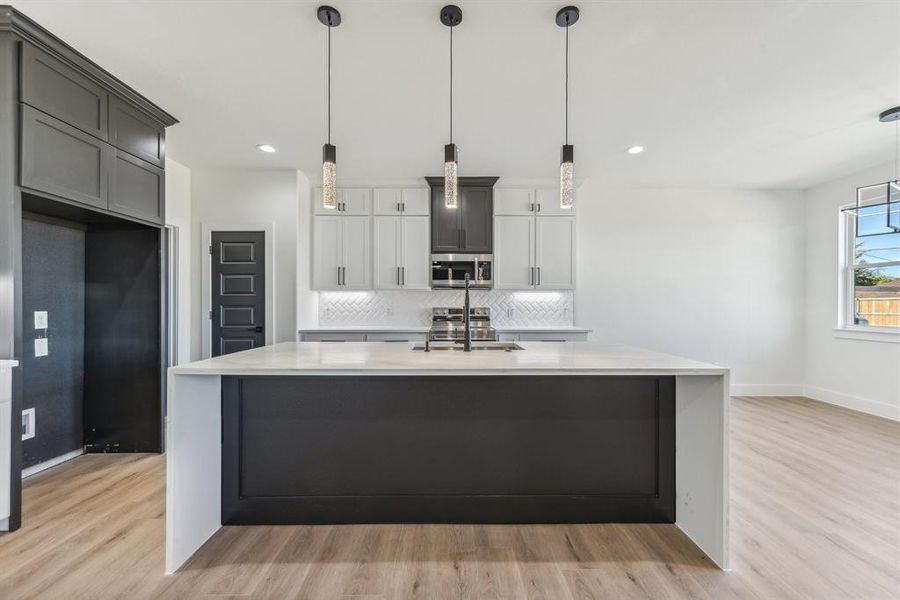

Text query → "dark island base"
[222,375,675,525]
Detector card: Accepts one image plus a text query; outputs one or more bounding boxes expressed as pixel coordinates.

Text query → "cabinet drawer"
[365,333,427,343]
[21,105,110,210]
[300,333,366,342]
[21,43,108,140]
[109,97,165,167]
[109,150,165,224]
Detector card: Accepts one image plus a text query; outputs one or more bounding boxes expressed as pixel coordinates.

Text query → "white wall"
[575,184,806,395]
[803,162,900,420]
[165,158,192,365]
[190,169,300,359]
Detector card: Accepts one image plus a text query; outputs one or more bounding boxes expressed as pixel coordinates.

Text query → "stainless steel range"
[428,307,497,343]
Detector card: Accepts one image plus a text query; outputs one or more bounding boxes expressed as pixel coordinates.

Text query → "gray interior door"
[211,231,266,357]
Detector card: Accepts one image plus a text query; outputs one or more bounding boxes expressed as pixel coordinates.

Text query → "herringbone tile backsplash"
[318,290,574,328]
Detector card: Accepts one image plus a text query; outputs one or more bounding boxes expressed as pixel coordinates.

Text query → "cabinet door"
[20,44,108,140]
[373,188,403,215]
[21,105,110,210]
[460,187,493,252]
[109,97,165,167]
[401,216,431,289]
[494,216,535,289]
[431,186,461,253]
[341,188,371,215]
[312,216,343,290]
[373,216,402,289]
[494,188,535,215]
[535,187,575,216]
[342,216,371,289]
[109,150,164,224]
[401,188,430,215]
[535,217,575,290]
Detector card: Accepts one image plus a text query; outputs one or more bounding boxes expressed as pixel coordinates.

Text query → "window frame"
[836,205,900,343]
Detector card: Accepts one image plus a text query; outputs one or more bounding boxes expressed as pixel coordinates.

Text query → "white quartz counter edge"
[0,360,17,368]
[297,327,593,333]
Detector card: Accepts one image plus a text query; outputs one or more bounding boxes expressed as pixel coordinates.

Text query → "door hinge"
[208,244,213,255]
[208,310,213,320]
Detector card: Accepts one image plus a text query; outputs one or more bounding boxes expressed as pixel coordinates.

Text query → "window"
[842,182,900,332]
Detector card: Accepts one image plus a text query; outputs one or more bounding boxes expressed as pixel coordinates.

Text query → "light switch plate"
[22,407,35,440]
[34,311,48,330]
[34,338,48,357]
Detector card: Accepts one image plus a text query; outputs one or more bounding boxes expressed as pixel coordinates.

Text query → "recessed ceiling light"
[256,144,276,153]
[626,145,645,155]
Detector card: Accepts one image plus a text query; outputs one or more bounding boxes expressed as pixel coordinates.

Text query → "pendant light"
[441,5,462,209]
[557,6,579,209]
[318,6,341,210]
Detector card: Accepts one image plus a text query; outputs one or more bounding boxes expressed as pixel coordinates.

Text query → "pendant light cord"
[450,26,454,144]
[565,22,569,145]
[327,24,332,145]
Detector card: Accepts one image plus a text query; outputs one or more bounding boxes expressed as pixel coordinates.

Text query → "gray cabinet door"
[109,97,165,167]
[460,187,493,252]
[431,186,461,253]
[109,150,164,224]
[21,105,110,210]
[20,43,108,140]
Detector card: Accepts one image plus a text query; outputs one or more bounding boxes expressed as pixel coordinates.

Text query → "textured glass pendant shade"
[322,143,337,210]
[444,143,458,208]
[560,144,574,209]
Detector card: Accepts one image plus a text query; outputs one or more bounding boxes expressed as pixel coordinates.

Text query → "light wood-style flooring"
[0,396,898,599]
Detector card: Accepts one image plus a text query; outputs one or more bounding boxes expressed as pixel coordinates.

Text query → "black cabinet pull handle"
[247,326,263,332]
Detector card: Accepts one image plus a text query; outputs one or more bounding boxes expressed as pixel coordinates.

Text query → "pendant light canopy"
[318,5,341,210]
[557,6,579,209]
[441,5,462,209]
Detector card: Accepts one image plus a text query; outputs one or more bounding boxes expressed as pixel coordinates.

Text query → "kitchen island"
[166,342,729,573]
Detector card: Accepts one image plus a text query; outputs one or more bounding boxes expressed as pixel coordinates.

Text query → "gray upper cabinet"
[430,184,494,253]
[21,105,110,210]
[109,150,164,224]
[109,97,165,167]
[20,44,108,140]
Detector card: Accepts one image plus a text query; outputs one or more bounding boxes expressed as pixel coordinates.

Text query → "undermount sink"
[411,341,524,352]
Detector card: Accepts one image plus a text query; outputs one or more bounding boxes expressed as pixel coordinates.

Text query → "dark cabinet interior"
[428,177,497,253]
[21,200,163,457]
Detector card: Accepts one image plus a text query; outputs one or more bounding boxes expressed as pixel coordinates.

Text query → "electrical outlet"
[34,338,48,357]
[33,310,48,330]
[22,408,35,440]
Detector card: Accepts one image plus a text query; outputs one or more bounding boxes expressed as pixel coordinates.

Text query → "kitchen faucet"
[463,273,472,352]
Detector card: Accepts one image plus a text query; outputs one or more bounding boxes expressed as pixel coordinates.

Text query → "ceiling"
[11,0,900,189]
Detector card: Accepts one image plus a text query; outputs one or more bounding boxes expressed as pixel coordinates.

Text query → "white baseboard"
[22,448,84,479]
[730,384,804,397]
[0,517,8,531]
[803,385,900,421]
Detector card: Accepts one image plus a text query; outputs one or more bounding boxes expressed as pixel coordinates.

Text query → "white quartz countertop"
[170,342,725,376]
[0,359,18,368]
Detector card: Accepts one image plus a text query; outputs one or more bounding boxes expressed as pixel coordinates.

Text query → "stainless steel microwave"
[431,254,493,289]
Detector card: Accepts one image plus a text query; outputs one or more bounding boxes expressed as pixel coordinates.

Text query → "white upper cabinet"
[534,187,575,216]
[373,216,403,289]
[373,215,430,290]
[535,216,575,290]
[312,216,343,290]
[313,215,371,290]
[494,188,536,216]
[341,216,371,288]
[312,187,371,215]
[373,188,430,216]
[401,216,431,289]
[495,187,575,216]
[494,215,535,289]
